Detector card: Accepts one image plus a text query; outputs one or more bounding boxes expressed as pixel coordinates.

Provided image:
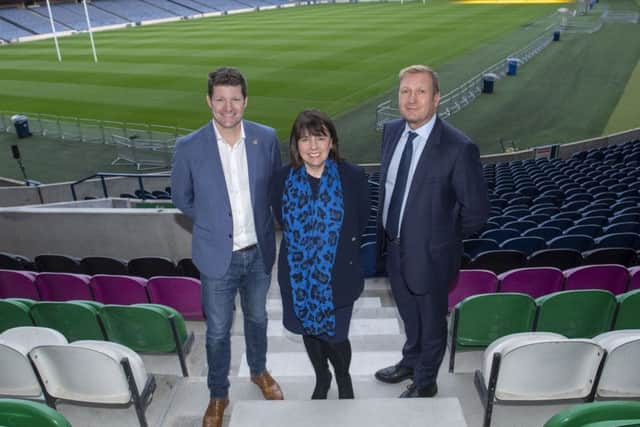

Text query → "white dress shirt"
[213,121,258,251]
[383,115,437,236]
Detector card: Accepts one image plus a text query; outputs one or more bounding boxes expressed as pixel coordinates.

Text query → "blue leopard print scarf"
[282,159,344,336]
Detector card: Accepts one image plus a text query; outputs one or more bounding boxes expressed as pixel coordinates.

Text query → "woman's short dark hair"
[207,67,247,98]
[288,109,340,168]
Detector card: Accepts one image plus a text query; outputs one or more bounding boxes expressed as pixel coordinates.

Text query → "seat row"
[0,270,203,320]
[0,252,200,279]
[449,264,640,310]
[448,288,639,373]
[475,330,640,427]
[0,326,155,426]
[544,400,640,427]
[0,301,193,377]
[461,247,640,274]
[0,398,72,427]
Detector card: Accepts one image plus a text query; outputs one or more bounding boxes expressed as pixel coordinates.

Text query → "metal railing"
[375,31,555,130]
[0,110,192,145]
[69,172,170,201]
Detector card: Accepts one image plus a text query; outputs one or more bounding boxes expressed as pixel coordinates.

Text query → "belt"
[235,244,257,253]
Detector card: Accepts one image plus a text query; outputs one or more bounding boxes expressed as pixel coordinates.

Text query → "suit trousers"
[386,240,448,387]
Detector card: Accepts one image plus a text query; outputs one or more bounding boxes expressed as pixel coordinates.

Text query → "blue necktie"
[386,131,418,239]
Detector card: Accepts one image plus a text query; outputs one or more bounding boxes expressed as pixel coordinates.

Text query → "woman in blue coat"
[271,109,369,399]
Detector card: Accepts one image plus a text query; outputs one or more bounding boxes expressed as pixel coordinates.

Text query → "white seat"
[593,330,640,398]
[481,332,604,401]
[0,326,68,353]
[0,341,42,398]
[29,340,150,405]
[0,327,67,399]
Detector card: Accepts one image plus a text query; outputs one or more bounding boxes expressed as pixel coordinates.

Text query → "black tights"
[302,335,354,399]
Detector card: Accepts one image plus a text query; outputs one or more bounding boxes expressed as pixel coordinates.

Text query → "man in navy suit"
[171,67,283,427]
[375,65,489,397]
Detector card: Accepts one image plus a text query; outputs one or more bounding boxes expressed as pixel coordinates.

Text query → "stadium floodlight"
[82,0,99,63]
[45,0,62,62]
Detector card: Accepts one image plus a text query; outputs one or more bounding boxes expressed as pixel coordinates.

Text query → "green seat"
[614,289,640,330]
[536,290,617,338]
[544,401,640,427]
[0,299,34,333]
[448,292,536,372]
[99,303,193,376]
[30,301,105,341]
[0,398,71,427]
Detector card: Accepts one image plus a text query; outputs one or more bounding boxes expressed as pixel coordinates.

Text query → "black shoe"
[399,382,438,398]
[374,364,414,384]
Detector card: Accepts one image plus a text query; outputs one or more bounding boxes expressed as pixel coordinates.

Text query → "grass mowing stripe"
[605,55,640,134]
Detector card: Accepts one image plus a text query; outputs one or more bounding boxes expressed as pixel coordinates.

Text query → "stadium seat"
[487,215,517,226]
[574,216,608,227]
[502,220,537,233]
[613,289,640,330]
[34,254,86,274]
[521,214,552,224]
[0,252,34,271]
[128,257,178,278]
[540,218,574,230]
[582,247,638,267]
[147,276,203,320]
[0,299,34,333]
[463,239,500,258]
[609,213,640,224]
[469,250,527,275]
[629,266,640,291]
[553,211,581,221]
[564,224,602,238]
[544,401,640,427]
[0,270,39,300]
[99,304,194,376]
[548,234,595,252]
[448,293,536,373]
[30,301,105,341]
[476,333,604,427]
[594,232,640,250]
[523,226,563,241]
[29,340,155,427]
[535,290,617,338]
[592,330,640,399]
[528,248,583,270]
[563,264,629,294]
[177,258,200,279]
[34,273,93,301]
[480,229,520,244]
[80,256,128,275]
[498,267,563,298]
[500,236,546,256]
[0,398,71,427]
[90,275,149,305]
[603,221,640,235]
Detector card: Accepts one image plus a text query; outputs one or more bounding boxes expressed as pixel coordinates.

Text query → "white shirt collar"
[212,120,245,146]
[403,114,437,142]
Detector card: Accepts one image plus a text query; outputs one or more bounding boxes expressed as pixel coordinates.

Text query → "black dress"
[271,161,370,342]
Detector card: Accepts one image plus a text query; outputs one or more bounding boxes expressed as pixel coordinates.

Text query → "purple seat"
[498,267,563,298]
[0,270,39,299]
[35,273,93,301]
[147,276,203,320]
[564,264,630,294]
[629,266,640,291]
[447,270,498,312]
[89,274,149,304]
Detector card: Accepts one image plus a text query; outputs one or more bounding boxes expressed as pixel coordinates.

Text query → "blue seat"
[521,214,551,224]
[609,213,640,224]
[500,236,547,256]
[503,208,530,218]
[574,216,608,227]
[523,226,563,241]
[547,234,595,252]
[594,232,640,250]
[528,248,583,270]
[541,218,574,230]
[553,211,581,221]
[564,224,602,238]
[617,206,640,216]
[603,222,640,234]
[463,238,500,258]
[612,201,638,213]
[487,215,517,226]
[502,220,538,233]
[480,229,520,244]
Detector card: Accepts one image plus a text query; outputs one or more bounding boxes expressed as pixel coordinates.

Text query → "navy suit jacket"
[171,120,281,278]
[378,117,489,295]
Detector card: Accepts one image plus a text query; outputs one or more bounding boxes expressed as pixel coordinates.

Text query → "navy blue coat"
[271,161,370,341]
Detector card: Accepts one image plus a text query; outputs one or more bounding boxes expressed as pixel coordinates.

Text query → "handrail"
[70,172,170,201]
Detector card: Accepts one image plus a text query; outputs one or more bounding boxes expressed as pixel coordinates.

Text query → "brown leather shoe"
[202,398,229,427]
[251,371,284,400]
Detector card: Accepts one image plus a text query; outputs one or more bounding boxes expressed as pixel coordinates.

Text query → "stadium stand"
[0,7,72,34]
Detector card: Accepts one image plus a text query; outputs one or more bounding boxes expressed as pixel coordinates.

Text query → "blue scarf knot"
[282,159,343,336]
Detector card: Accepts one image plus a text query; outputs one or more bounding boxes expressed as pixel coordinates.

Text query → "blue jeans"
[201,247,271,399]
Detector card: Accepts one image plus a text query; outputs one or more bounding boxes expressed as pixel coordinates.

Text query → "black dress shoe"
[374,364,414,384]
[399,382,438,398]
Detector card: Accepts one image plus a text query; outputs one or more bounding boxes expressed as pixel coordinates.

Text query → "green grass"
[0,0,559,144]
[605,56,640,134]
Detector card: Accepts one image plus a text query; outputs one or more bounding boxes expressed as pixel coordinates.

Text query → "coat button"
[349,261,353,265]
[228,234,232,239]
[351,236,356,241]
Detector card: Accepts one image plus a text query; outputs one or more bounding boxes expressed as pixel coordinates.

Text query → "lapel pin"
[252,139,259,145]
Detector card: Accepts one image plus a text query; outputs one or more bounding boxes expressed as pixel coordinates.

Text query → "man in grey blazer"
[375,65,489,398]
[171,67,283,427]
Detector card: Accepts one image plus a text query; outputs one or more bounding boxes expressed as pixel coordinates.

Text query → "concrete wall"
[0,204,193,260]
